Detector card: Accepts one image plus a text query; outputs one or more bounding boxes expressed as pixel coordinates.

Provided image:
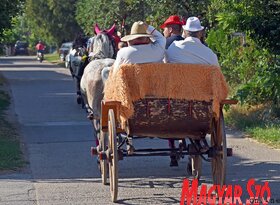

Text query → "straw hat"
[182,17,204,32]
[121,21,152,42]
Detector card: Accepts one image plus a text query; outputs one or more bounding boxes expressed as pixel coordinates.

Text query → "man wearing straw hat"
[101,21,166,81]
[166,17,219,66]
[112,21,166,74]
[100,21,166,158]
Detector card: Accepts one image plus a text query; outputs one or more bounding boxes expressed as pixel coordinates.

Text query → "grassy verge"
[44,53,65,67]
[0,77,26,171]
[225,105,280,148]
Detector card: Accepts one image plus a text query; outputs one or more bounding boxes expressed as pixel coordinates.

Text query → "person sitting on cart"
[166,16,219,66]
[101,20,166,82]
[160,15,184,49]
[165,16,220,167]
[101,21,166,153]
[160,15,186,166]
[113,21,166,73]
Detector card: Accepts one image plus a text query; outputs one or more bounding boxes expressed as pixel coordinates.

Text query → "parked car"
[14,41,29,55]
[59,42,73,61]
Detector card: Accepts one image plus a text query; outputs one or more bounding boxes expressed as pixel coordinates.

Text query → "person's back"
[167,37,218,65]
[166,17,219,66]
[112,21,166,74]
[166,17,219,167]
[114,41,164,65]
[35,41,45,52]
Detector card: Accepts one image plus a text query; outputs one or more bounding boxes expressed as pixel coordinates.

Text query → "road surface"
[0,56,279,205]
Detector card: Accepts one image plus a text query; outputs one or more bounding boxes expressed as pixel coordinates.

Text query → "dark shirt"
[73,34,88,49]
[166,34,184,49]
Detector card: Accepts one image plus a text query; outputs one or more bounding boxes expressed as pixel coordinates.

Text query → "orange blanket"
[104,63,228,121]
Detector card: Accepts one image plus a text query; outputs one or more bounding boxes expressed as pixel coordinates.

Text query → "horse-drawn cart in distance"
[91,63,237,202]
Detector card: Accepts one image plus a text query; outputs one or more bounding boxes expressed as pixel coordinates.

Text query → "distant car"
[59,42,73,61]
[14,41,29,55]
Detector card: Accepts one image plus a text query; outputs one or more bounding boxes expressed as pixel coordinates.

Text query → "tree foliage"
[0,0,25,38]
[75,0,210,35]
[207,0,280,106]
[0,15,29,45]
[208,0,280,54]
[24,0,82,46]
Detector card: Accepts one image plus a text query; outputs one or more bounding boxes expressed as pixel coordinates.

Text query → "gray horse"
[80,31,116,143]
[80,57,115,118]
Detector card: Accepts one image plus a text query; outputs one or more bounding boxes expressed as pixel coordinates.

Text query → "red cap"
[160,15,183,29]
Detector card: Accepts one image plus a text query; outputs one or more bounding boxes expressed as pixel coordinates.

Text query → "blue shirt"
[166,34,184,49]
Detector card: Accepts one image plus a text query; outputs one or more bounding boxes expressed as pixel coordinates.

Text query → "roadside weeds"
[0,75,26,171]
[44,53,65,67]
[225,104,280,149]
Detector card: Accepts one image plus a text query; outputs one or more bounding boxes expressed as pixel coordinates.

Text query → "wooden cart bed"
[128,98,213,139]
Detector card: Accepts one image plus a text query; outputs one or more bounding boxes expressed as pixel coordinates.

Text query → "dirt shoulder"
[0,72,29,174]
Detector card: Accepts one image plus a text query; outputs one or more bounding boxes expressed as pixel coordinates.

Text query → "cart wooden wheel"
[100,130,108,185]
[211,111,227,186]
[108,109,118,202]
[93,119,108,184]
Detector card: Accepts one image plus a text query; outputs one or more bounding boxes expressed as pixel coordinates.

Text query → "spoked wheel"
[211,111,227,186]
[94,119,108,185]
[108,109,118,202]
[100,130,108,185]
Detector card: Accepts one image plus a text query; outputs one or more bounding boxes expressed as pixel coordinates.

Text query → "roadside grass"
[246,127,280,147]
[0,77,26,171]
[225,104,280,148]
[44,53,65,67]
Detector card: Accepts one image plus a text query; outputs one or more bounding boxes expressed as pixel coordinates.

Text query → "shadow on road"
[117,196,180,205]
[0,64,61,68]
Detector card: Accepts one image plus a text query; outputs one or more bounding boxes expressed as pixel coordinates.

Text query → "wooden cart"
[90,64,237,202]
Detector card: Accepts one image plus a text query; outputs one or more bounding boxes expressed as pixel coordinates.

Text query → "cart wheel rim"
[100,131,108,185]
[108,109,118,202]
[211,112,227,186]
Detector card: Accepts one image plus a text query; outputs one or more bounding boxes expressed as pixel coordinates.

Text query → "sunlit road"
[0,56,279,205]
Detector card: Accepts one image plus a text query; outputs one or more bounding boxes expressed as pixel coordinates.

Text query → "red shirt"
[111,35,120,48]
[36,43,45,50]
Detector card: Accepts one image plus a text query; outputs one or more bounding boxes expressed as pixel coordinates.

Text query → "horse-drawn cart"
[91,63,237,202]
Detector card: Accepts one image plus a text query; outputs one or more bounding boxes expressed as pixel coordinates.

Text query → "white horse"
[80,30,116,123]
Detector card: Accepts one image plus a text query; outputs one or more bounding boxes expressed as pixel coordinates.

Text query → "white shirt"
[166,37,219,66]
[113,25,166,73]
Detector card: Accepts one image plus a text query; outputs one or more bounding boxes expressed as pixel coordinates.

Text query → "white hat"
[182,17,204,32]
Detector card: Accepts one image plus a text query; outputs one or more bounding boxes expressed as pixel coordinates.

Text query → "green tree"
[207,0,280,106]
[0,15,30,45]
[75,0,210,35]
[0,0,25,38]
[25,0,82,47]
[208,0,280,53]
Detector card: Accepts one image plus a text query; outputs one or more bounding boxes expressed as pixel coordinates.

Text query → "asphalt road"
[0,56,279,205]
